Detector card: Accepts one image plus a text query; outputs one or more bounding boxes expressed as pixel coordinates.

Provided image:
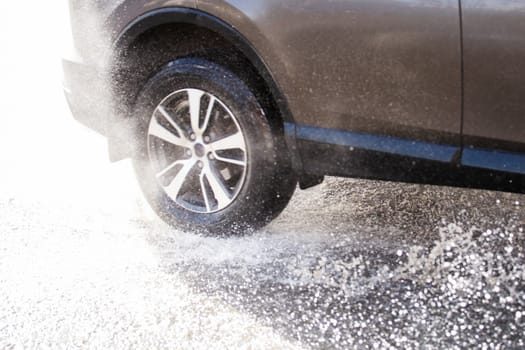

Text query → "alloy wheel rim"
[147,88,247,213]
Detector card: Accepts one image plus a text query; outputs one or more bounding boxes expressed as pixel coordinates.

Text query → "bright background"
[0,1,143,217]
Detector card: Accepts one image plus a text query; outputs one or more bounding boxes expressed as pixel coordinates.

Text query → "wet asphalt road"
[1,2,524,349]
[1,157,523,349]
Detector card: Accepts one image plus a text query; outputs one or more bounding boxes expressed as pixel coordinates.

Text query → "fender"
[107,7,305,177]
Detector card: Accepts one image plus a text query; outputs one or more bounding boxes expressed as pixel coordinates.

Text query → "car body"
[63,0,525,233]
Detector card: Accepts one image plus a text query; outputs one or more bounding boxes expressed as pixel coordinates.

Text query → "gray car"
[63,0,525,234]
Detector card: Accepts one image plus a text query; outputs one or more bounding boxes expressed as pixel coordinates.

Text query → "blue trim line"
[296,125,459,163]
[462,148,525,175]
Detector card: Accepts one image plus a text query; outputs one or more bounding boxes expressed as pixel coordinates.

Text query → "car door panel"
[198,0,463,148]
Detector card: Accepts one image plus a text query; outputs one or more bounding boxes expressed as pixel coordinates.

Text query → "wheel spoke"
[156,160,185,179]
[157,106,189,142]
[201,96,215,135]
[199,173,212,212]
[210,132,245,152]
[187,89,205,135]
[149,115,188,148]
[214,153,246,167]
[163,159,196,200]
[203,162,231,209]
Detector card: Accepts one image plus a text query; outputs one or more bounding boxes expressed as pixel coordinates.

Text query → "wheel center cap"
[194,143,206,158]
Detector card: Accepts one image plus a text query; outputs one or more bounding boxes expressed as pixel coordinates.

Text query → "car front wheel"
[131,58,296,235]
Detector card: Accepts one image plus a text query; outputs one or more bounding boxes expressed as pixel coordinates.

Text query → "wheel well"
[111,23,284,133]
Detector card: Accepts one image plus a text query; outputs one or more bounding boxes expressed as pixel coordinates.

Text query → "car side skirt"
[295,125,525,194]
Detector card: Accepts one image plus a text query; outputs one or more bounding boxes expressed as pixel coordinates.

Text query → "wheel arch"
[107,7,300,167]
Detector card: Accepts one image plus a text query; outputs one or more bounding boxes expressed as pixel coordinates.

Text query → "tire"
[131,58,297,235]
